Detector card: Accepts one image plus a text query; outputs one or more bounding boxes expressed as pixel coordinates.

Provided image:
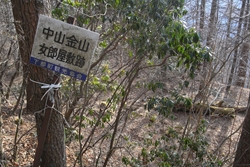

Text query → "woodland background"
[0,0,250,166]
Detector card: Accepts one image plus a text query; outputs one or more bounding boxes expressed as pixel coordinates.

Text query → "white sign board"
[30,15,99,81]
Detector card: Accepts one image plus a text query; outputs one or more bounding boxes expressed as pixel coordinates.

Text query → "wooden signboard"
[30,15,99,81]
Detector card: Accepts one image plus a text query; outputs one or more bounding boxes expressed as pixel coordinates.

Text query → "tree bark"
[237,42,250,87]
[11,1,65,166]
[0,86,2,160]
[195,0,200,29]
[233,92,250,166]
[195,0,218,102]
[206,0,217,48]
[237,0,250,87]
[222,0,234,84]
[225,0,246,97]
[199,0,205,31]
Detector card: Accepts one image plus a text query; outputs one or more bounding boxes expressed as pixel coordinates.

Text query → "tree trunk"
[11,1,66,166]
[193,0,206,103]
[195,0,217,102]
[223,0,233,84]
[233,92,250,166]
[237,1,250,87]
[199,0,205,31]
[237,42,250,87]
[233,4,250,158]
[206,0,217,48]
[195,0,200,29]
[225,0,246,98]
[0,86,2,160]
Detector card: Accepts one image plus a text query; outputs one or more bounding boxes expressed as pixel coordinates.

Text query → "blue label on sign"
[30,57,87,81]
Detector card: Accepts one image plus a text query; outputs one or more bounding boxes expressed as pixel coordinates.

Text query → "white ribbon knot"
[30,79,61,104]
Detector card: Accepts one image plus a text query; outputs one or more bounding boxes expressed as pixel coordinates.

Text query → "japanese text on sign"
[30,15,99,81]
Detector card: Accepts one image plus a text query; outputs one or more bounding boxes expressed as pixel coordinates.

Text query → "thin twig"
[213,123,243,155]
[16,125,36,145]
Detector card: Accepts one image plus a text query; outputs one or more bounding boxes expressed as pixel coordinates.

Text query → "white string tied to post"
[30,79,70,128]
[30,79,61,104]
[41,83,61,103]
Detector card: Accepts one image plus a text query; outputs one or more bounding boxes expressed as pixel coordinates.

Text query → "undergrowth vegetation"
[1,0,243,166]
[50,0,219,166]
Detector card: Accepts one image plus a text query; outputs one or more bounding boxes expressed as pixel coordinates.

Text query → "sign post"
[32,15,99,166]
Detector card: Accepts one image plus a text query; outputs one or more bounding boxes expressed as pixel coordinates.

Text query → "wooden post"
[33,16,76,167]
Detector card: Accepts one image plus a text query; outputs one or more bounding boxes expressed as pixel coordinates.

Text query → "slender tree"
[237,0,250,87]
[195,0,218,102]
[195,0,200,28]
[225,0,247,98]
[222,0,234,84]
[199,0,206,31]
[10,1,65,166]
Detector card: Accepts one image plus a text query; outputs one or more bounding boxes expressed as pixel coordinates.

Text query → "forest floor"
[0,3,248,166]
[1,1,249,166]
[1,68,249,167]
[0,40,247,167]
